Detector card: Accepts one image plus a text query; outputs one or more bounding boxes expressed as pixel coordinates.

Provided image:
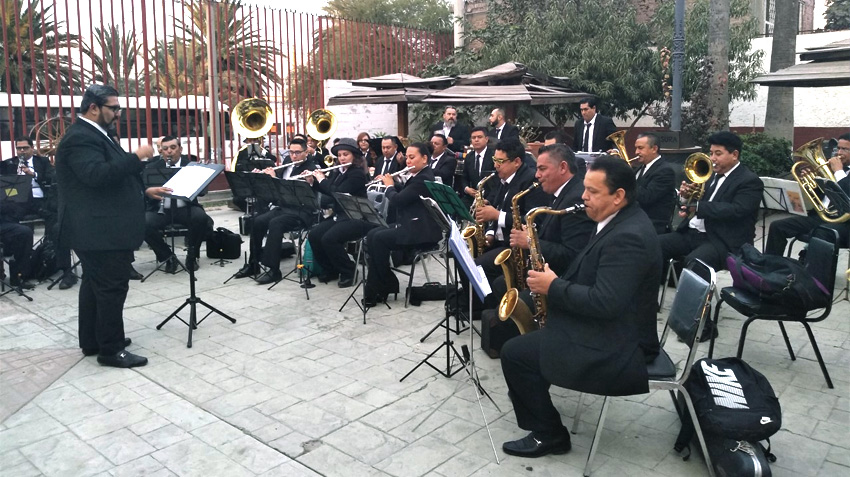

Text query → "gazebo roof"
[751,37,850,87]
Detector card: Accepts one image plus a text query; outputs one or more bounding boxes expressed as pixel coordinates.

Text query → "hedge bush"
[739,133,793,178]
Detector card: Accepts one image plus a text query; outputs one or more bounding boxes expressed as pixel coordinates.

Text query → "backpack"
[30,239,58,281]
[206,227,242,260]
[726,244,829,311]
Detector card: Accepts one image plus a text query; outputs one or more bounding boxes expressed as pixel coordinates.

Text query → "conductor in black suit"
[633,132,676,234]
[428,134,457,187]
[500,156,662,457]
[143,135,214,273]
[488,108,520,141]
[429,106,470,154]
[460,127,496,206]
[572,97,618,152]
[659,131,764,271]
[363,143,442,306]
[55,84,157,368]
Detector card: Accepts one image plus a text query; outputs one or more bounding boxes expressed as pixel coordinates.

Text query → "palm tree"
[0,0,85,93]
[85,25,145,96]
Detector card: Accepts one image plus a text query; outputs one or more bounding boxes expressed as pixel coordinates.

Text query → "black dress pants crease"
[144,207,211,262]
[1,222,33,279]
[250,208,308,271]
[76,249,132,355]
[365,226,435,299]
[658,228,725,271]
[309,218,377,280]
[500,330,565,433]
[765,213,849,256]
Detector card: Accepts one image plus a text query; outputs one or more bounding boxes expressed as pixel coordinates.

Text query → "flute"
[286,163,349,180]
[366,166,414,186]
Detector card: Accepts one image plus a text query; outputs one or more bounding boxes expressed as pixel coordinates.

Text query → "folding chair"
[142,224,190,282]
[577,260,717,477]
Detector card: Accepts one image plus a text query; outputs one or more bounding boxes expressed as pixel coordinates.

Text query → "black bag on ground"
[30,239,58,281]
[726,244,829,311]
[706,437,775,477]
[480,309,520,359]
[206,227,242,259]
[408,282,445,306]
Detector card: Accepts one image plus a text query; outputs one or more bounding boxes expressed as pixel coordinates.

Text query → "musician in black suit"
[55,84,156,368]
[460,127,496,207]
[0,138,53,218]
[659,131,764,271]
[363,143,442,306]
[233,138,319,284]
[572,97,618,153]
[428,134,457,187]
[765,133,850,255]
[0,215,33,288]
[429,106,470,153]
[372,137,405,177]
[633,132,677,234]
[306,138,371,288]
[500,156,662,457]
[143,136,214,274]
[488,108,520,141]
[233,137,276,172]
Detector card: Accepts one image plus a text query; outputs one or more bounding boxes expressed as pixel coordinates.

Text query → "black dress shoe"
[338,277,354,288]
[129,267,143,280]
[11,278,36,289]
[97,350,148,368]
[234,263,259,279]
[59,272,78,290]
[255,270,281,285]
[82,338,132,357]
[318,272,339,284]
[502,430,571,458]
[165,257,178,274]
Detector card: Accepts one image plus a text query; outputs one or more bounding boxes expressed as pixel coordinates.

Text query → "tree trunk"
[764,0,799,143]
[707,0,731,131]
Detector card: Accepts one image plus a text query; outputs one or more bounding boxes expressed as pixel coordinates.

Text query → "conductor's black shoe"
[502,430,571,458]
[255,270,281,285]
[83,338,132,356]
[59,272,78,290]
[234,263,259,279]
[165,257,178,274]
[338,277,354,288]
[318,272,339,284]
[97,350,148,368]
[129,267,143,280]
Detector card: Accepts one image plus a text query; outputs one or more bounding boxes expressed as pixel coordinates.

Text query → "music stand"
[759,177,807,251]
[156,164,236,348]
[0,175,34,300]
[267,178,320,295]
[333,193,388,322]
[140,167,191,279]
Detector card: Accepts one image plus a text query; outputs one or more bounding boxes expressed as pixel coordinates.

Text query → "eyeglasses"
[289,149,305,155]
[102,104,122,113]
[15,145,32,150]
[492,157,512,165]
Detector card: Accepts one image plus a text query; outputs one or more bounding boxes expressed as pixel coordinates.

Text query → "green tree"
[0,0,85,93]
[86,25,145,96]
[824,0,850,31]
[324,0,453,30]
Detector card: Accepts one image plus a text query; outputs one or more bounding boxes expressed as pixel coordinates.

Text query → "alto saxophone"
[499,203,586,333]
[461,172,496,257]
[494,182,539,292]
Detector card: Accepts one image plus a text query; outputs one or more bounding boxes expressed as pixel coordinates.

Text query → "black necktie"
[497,182,509,207]
[583,122,591,151]
[636,165,646,181]
[474,153,481,174]
[707,173,725,199]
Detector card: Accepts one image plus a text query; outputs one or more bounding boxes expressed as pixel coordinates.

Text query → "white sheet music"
[760,177,808,216]
[162,164,219,201]
[448,218,491,300]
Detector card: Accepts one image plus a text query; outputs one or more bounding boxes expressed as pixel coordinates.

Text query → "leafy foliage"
[86,25,144,96]
[825,0,850,30]
[739,133,793,177]
[324,0,453,30]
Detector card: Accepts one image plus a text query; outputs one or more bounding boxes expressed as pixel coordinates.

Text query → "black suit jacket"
[677,163,764,256]
[535,177,595,275]
[373,155,404,177]
[314,165,368,218]
[430,122,471,153]
[635,159,677,234]
[234,145,276,172]
[541,203,661,396]
[143,156,204,212]
[488,123,520,141]
[572,114,617,152]
[429,152,457,187]
[487,164,551,240]
[462,147,496,198]
[0,155,53,184]
[55,119,146,251]
[385,168,442,246]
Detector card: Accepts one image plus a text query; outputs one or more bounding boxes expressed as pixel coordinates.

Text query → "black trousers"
[249,208,309,271]
[144,206,212,262]
[658,228,726,272]
[309,218,377,279]
[501,330,565,433]
[1,222,32,281]
[765,213,849,256]
[76,250,133,355]
[365,226,434,298]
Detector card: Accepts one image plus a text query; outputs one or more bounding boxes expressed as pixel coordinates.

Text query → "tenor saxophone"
[461,172,496,257]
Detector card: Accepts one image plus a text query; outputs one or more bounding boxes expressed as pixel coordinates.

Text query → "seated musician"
[429,134,457,187]
[373,137,405,178]
[231,137,277,212]
[633,132,677,234]
[357,132,378,168]
[0,138,52,218]
[500,156,661,458]
[765,132,850,256]
[363,143,441,306]
[233,138,319,284]
[659,131,763,272]
[306,138,370,288]
[0,214,34,289]
[143,136,214,273]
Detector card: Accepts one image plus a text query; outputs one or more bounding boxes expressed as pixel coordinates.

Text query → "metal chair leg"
[736,317,756,359]
[583,396,610,477]
[801,322,834,389]
[777,322,796,361]
[572,392,585,433]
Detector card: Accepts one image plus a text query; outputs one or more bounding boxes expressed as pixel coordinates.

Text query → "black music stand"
[223,172,279,283]
[267,178,320,295]
[141,167,190,280]
[334,193,388,322]
[156,164,235,348]
[759,177,807,251]
[0,176,34,300]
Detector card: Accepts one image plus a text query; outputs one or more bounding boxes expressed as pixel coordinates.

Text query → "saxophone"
[461,172,496,257]
[499,203,586,333]
[494,182,539,292]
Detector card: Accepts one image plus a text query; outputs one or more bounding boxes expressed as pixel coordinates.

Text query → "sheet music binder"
[161,163,224,202]
[424,181,475,222]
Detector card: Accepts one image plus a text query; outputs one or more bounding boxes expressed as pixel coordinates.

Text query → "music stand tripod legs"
[157,245,235,347]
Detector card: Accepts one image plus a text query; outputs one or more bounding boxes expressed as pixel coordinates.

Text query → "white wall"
[323,80,400,139]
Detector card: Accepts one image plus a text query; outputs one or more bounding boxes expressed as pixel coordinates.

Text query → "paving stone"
[296,442,392,477]
[140,424,192,449]
[151,438,254,477]
[0,415,66,448]
[323,421,407,466]
[69,403,156,440]
[191,420,248,447]
[219,434,290,474]
[376,435,460,476]
[108,455,167,477]
[19,431,112,477]
[90,428,157,465]
[271,401,347,439]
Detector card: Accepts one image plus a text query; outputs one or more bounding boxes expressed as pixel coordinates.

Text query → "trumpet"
[366,166,414,186]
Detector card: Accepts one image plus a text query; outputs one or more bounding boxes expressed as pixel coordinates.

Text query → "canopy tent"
[751,38,850,87]
[421,84,587,105]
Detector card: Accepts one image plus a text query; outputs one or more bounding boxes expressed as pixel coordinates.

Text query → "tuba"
[791,138,850,224]
[462,173,496,257]
[606,130,637,164]
[680,152,713,210]
[499,204,585,334]
[306,109,338,166]
[494,183,539,293]
[231,98,274,172]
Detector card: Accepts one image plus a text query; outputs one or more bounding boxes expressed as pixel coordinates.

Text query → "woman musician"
[307,138,371,287]
[363,143,443,307]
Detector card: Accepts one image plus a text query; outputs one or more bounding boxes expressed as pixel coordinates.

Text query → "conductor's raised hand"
[135,144,154,160]
[526,263,557,295]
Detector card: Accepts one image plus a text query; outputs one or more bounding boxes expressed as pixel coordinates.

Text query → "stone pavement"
[1,207,848,477]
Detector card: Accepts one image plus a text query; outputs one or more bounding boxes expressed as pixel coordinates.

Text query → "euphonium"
[791,137,850,224]
[680,152,713,210]
[498,204,586,334]
[494,183,539,292]
[606,130,638,164]
[462,172,496,257]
